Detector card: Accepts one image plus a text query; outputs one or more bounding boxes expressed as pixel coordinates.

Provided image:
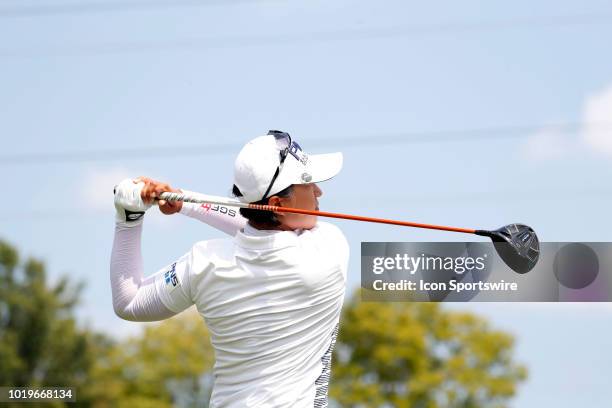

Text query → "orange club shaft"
[247,204,477,235]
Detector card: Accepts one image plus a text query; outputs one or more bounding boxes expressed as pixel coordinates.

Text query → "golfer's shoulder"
[303,222,349,252]
[188,238,236,265]
[303,223,349,275]
[312,221,346,240]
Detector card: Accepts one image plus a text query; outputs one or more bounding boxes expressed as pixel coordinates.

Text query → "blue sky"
[1,1,612,406]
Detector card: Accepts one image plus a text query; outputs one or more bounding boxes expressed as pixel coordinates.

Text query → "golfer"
[110,131,349,407]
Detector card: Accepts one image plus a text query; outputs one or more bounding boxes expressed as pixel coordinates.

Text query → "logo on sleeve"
[164,263,180,292]
[125,210,145,222]
[199,203,237,217]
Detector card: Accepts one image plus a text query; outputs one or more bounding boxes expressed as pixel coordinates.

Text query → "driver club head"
[476,224,540,274]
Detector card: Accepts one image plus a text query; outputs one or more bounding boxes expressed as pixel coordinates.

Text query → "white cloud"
[582,84,612,155]
[80,167,135,211]
[522,126,578,161]
[79,167,181,229]
[523,83,612,160]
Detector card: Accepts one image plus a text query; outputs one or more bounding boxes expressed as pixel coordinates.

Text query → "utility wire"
[0,0,258,18]
[2,14,612,57]
[1,121,609,166]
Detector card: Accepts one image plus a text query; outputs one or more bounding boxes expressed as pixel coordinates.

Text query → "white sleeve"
[110,222,193,321]
[179,193,247,236]
[153,250,195,314]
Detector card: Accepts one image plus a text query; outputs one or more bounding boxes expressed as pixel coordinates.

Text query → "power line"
[0,0,258,18]
[2,14,612,57]
[1,121,609,166]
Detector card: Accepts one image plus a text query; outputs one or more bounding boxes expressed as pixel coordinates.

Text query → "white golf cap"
[233,132,343,203]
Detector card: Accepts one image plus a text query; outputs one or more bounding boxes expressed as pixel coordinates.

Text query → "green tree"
[0,239,104,407]
[87,309,214,408]
[330,293,527,408]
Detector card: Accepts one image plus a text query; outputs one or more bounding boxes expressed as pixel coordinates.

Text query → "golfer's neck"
[248,221,288,231]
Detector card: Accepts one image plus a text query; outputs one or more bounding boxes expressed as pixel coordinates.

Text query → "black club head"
[476,224,540,274]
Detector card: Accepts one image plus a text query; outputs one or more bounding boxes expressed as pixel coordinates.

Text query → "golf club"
[158,191,540,274]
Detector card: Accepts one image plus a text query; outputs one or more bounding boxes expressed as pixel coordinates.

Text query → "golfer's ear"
[268,195,282,207]
[268,195,287,215]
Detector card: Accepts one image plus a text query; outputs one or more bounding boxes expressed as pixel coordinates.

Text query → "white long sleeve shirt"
[110,202,349,408]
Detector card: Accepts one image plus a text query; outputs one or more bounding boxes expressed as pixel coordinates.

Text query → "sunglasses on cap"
[261,130,296,200]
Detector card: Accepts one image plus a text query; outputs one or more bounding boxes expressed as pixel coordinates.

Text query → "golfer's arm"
[179,198,247,236]
[110,223,179,322]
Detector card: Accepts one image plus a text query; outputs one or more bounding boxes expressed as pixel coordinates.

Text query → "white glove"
[114,178,152,226]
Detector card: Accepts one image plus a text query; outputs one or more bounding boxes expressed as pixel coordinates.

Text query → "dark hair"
[232,184,293,228]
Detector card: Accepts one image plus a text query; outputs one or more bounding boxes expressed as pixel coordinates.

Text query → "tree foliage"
[0,239,213,407]
[86,309,214,408]
[0,240,90,386]
[0,239,101,407]
[330,293,527,408]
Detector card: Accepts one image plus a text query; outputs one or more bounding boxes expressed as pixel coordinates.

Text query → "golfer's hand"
[135,176,183,215]
[113,178,152,226]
